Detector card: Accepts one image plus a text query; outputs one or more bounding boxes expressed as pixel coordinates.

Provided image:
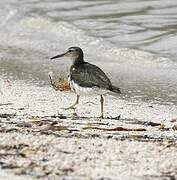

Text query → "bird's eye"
[68,50,72,52]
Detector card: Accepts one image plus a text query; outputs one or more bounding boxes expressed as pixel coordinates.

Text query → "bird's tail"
[108,85,121,96]
[111,85,121,94]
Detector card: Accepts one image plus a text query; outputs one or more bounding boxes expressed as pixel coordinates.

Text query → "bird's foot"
[63,95,79,111]
[62,105,77,111]
[62,107,76,111]
[98,114,104,120]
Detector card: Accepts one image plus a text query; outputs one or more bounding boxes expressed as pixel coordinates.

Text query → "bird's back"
[70,62,113,91]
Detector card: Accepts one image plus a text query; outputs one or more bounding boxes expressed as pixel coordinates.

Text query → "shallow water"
[0,0,177,104]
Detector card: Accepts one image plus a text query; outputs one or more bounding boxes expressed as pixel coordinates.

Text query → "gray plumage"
[50,46,121,118]
[70,62,121,94]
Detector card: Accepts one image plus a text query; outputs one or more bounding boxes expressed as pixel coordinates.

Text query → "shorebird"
[51,47,121,118]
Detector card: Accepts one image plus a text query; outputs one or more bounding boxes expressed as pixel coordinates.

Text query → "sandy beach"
[1,0,177,179]
[0,78,177,180]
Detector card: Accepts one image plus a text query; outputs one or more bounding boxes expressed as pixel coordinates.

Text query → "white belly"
[69,79,108,96]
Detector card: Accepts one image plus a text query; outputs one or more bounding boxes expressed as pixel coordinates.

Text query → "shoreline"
[0,78,177,179]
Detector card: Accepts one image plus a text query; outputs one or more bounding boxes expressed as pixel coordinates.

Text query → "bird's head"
[50,47,84,63]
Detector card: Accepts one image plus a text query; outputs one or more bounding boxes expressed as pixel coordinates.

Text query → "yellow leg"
[99,95,104,118]
[65,95,79,110]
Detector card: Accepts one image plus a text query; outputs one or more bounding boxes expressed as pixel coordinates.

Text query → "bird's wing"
[71,63,112,90]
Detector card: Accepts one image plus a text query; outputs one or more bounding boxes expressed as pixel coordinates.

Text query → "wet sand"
[0,78,177,180]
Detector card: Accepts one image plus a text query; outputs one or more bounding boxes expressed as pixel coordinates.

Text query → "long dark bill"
[50,53,66,60]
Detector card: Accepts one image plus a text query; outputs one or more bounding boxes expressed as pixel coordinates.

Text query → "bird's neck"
[73,56,84,66]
